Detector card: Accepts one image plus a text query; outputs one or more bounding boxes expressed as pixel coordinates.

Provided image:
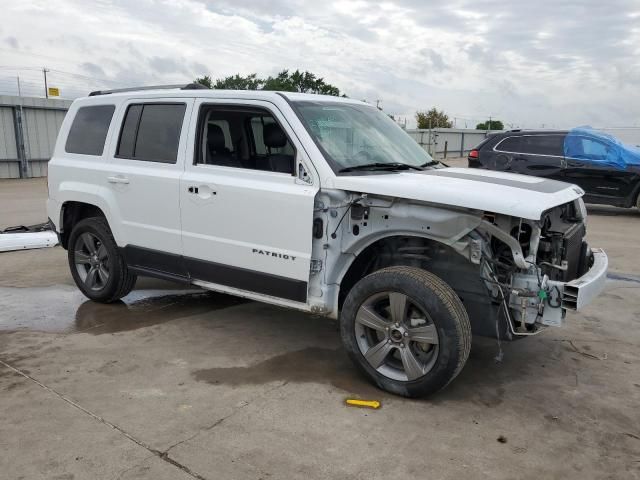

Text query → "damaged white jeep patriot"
[47,84,608,397]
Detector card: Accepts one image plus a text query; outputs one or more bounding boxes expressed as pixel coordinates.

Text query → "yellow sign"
[48,87,60,97]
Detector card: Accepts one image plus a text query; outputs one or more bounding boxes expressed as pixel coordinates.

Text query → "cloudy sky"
[2,0,639,128]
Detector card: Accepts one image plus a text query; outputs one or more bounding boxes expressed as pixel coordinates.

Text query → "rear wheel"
[68,217,136,303]
[340,266,471,397]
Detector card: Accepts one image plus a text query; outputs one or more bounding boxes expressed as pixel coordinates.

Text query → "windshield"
[291,101,434,173]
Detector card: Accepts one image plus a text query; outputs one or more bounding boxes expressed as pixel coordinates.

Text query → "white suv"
[47,84,608,397]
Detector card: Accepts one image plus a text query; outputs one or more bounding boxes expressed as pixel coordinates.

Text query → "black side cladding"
[121,245,308,302]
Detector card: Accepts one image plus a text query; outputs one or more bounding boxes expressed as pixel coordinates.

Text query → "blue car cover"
[564,126,640,170]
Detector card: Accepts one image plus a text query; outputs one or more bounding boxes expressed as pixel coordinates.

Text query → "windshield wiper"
[339,162,423,173]
[420,160,440,167]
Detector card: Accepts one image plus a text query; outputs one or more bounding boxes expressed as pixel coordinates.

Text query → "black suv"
[468,129,640,209]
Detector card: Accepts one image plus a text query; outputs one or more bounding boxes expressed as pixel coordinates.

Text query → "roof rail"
[88,82,209,97]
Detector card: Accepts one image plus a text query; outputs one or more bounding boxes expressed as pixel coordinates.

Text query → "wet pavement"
[0,286,245,334]
[1,254,639,480]
[1,178,639,479]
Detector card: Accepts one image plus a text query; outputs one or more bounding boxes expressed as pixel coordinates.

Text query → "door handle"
[107,175,130,184]
[188,185,217,197]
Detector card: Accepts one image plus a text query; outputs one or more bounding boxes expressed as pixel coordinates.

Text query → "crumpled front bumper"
[561,248,608,311]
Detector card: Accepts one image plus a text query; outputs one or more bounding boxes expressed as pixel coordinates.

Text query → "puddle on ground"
[0,286,245,334]
[192,347,395,398]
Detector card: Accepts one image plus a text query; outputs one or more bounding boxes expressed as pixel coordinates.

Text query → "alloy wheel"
[354,291,440,381]
[74,232,110,291]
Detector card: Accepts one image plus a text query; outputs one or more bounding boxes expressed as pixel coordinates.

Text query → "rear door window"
[116,104,142,158]
[116,103,186,163]
[521,135,565,156]
[65,105,115,155]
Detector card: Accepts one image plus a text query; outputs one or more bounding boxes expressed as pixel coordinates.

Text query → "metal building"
[0,95,72,178]
[405,128,496,159]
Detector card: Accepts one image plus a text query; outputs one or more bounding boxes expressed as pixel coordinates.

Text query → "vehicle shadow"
[189,304,561,404]
[63,288,567,403]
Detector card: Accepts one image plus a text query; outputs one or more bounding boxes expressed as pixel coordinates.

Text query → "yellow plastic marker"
[345,399,381,409]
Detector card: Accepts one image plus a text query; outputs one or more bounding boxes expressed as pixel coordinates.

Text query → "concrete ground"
[1,175,639,480]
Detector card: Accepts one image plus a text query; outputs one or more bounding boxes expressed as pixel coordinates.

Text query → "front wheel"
[68,217,136,303]
[340,266,471,397]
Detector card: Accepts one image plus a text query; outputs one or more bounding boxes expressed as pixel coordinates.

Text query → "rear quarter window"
[65,105,115,155]
[495,136,522,152]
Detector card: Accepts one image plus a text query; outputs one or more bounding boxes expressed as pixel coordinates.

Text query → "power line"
[0,64,126,86]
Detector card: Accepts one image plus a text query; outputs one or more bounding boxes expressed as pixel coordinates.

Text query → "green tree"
[415,108,453,129]
[263,69,341,95]
[194,75,213,88]
[195,70,342,96]
[214,73,263,90]
[476,120,504,130]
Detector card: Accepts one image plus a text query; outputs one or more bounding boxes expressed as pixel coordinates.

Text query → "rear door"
[494,134,565,180]
[104,99,193,275]
[179,99,318,303]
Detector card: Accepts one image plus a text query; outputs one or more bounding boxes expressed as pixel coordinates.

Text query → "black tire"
[67,217,136,303]
[340,266,471,398]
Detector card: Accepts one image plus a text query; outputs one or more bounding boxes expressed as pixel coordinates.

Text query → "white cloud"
[1,0,639,128]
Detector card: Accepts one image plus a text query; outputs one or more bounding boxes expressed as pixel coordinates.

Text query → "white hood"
[330,167,584,220]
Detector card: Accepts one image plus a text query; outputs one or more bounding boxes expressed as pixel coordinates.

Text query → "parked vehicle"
[47,85,607,397]
[468,128,640,209]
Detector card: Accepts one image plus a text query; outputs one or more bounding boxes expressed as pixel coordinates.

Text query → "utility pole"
[16,75,22,97]
[487,115,492,133]
[43,67,49,98]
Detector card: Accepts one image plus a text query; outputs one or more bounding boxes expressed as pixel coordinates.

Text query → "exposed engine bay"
[311,187,606,343]
[477,198,594,336]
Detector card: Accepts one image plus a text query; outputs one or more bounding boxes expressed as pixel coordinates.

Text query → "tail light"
[468,149,479,159]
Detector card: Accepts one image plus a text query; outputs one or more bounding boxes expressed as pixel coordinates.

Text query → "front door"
[105,99,193,274]
[563,134,638,206]
[179,99,318,303]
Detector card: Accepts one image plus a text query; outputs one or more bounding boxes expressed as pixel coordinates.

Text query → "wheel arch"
[331,232,502,339]
[59,201,107,249]
[54,180,126,249]
[334,233,473,311]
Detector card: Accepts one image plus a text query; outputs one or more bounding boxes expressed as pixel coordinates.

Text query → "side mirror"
[297,162,313,184]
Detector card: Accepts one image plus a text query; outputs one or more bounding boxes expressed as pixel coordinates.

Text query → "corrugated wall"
[0,95,71,178]
[0,106,19,178]
[406,128,499,159]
